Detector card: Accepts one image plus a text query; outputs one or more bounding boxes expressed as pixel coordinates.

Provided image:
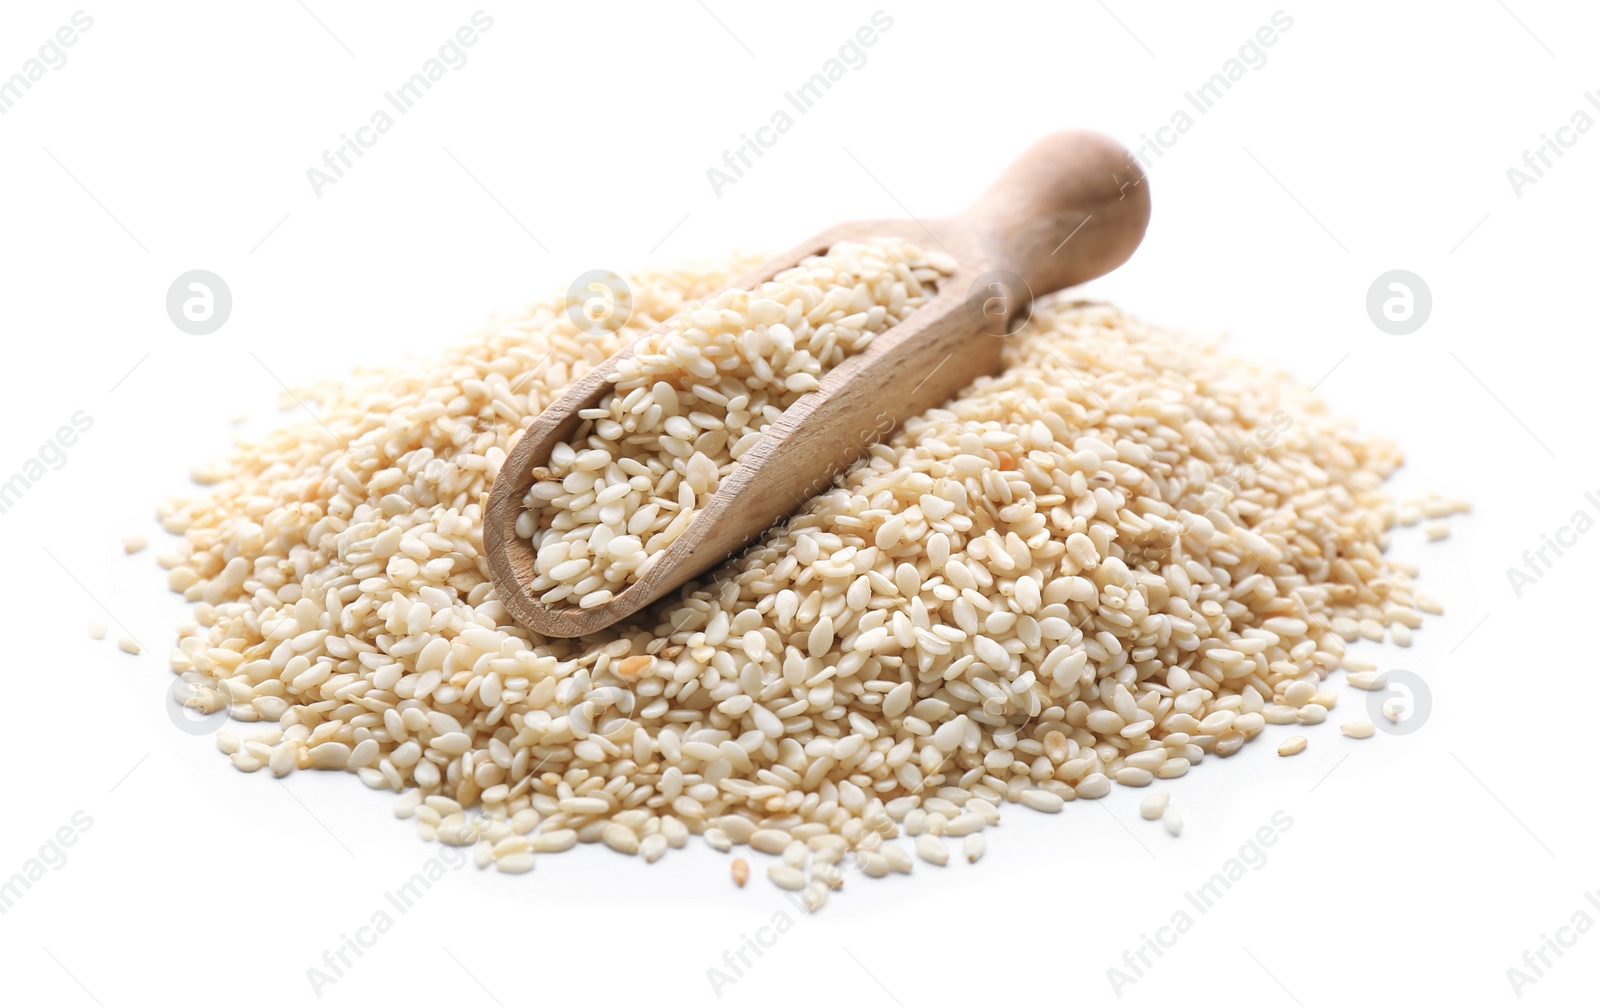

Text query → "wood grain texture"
[485,130,1151,638]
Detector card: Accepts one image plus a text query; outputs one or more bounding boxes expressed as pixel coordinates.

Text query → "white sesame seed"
[915,834,949,866]
[1115,767,1154,787]
[1076,774,1112,799]
[640,834,668,863]
[783,840,810,868]
[767,865,807,890]
[749,828,792,855]
[532,830,577,853]
[1020,789,1065,813]
[1284,680,1317,707]
[601,824,640,855]
[495,853,535,874]
[883,844,914,874]
[308,742,351,769]
[963,834,986,863]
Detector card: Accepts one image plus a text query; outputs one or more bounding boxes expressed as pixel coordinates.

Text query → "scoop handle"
[954,130,1151,302]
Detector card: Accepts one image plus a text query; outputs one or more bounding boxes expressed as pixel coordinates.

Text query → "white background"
[0,2,1594,1004]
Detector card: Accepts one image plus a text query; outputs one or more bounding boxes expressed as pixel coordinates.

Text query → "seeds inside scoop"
[516,238,952,610]
[151,247,1452,906]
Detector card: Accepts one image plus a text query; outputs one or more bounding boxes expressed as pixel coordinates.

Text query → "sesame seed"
[964,833,986,863]
[766,864,807,890]
[1162,807,1183,837]
[915,834,949,866]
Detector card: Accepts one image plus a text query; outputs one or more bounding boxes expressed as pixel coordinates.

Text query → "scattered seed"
[1162,807,1183,837]
[1020,789,1064,814]
[859,851,890,877]
[915,834,949,866]
[532,829,576,853]
[782,840,809,868]
[882,844,914,874]
[767,865,806,890]
[816,862,845,888]
[640,834,668,863]
[1077,774,1112,799]
[308,742,351,769]
[1346,671,1387,691]
[1278,736,1308,757]
[602,823,640,855]
[496,853,535,875]
[964,834,986,863]
[1139,792,1169,820]
[749,828,792,855]
[1297,704,1327,725]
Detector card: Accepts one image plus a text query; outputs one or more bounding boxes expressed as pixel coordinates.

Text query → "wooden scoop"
[485,130,1151,639]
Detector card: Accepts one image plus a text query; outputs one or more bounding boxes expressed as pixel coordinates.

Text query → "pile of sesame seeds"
[151,247,1460,910]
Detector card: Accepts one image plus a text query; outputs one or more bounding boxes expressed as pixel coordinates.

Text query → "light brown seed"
[616,654,652,679]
